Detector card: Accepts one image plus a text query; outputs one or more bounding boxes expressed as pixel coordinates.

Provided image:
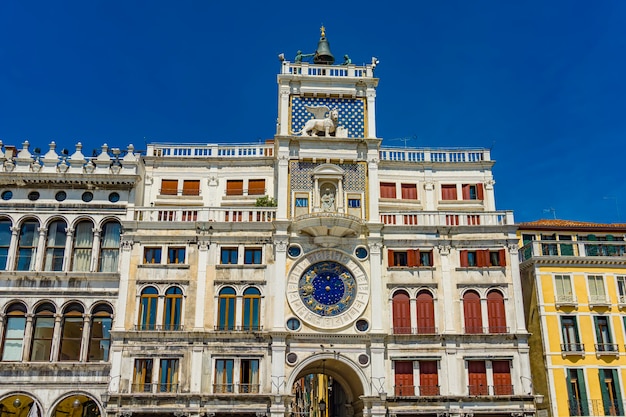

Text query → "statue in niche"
[321,185,336,212]
[293,106,339,137]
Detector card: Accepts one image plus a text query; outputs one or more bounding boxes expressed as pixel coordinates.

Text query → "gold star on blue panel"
[291,97,365,138]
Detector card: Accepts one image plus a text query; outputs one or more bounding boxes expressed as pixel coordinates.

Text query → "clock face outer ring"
[287,249,369,330]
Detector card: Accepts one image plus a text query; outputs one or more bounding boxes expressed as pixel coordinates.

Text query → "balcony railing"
[213,383,259,394]
[487,326,509,334]
[379,148,489,163]
[561,343,584,353]
[520,240,626,262]
[392,326,438,335]
[380,211,513,226]
[394,385,415,396]
[147,143,274,158]
[133,207,276,223]
[419,385,440,396]
[213,325,264,332]
[467,385,513,396]
[282,61,372,78]
[134,324,184,331]
[130,383,179,393]
[595,343,619,353]
[468,384,489,396]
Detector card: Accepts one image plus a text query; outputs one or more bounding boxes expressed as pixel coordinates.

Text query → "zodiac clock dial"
[298,261,357,316]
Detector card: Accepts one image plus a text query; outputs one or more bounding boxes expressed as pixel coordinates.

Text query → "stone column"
[367,158,380,221]
[62,227,74,272]
[22,314,34,360]
[113,239,133,331]
[508,243,527,333]
[409,297,417,334]
[190,344,203,393]
[50,313,63,361]
[194,240,210,329]
[276,153,289,220]
[271,236,288,330]
[91,229,101,272]
[34,227,47,271]
[80,314,91,362]
[368,241,383,331]
[157,295,165,330]
[366,88,377,138]
[6,226,19,270]
[438,244,455,333]
[480,297,489,332]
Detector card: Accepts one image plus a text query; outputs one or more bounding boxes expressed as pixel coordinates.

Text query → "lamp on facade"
[100,393,110,407]
[319,399,326,413]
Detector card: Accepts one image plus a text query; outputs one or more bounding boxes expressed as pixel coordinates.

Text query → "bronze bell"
[313,36,335,65]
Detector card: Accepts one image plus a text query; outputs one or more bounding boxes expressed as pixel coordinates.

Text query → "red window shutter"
[407,249,419,267]
[476,183,484,200]
[416,291,435,334]
[380,182,396,199]
[478,250,490,267]
[388,250,395,267]
[248,179,265,195]
[462,184,470,200]
[161,179,178,195]
[401,183,418,200]
[468,361,487,394]
[394,361,414,395]
[460,250,469,267]
[463,291,482,334]
[226,180,243,196]
[182,180,200,196]
[393,292,411,334]
[492,361,512,395]
[498,249,507,266]
[441,185,456,200]
[487,291,507,333]
[419,361,438,395]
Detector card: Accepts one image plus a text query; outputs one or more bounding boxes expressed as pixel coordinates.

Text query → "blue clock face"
[299,261,357,316]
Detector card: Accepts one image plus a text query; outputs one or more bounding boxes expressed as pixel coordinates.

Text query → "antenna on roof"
[390,135,417,148]
[542,208,557,219]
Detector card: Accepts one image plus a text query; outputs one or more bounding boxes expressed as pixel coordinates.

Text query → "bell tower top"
[276,29,380,139]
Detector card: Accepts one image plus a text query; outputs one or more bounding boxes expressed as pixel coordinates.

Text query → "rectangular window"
[244,248,262,265]
[567,369,589,416]
[401,183,418,200]
[460,250,506,267]
[561,316,582,352]
[394,361,414,396]
[144,247,162,264]
[182,180,200,196]
[617,276,626,304]
[240,359,260,393]
[419,361,439,396]
[214,359,234,393]
[588,275,607,303]
[133,359,153,393]
[167,247,185,264]
[1,316,26,361]
[159,359,179,393]
[295,198,309,207]
[221,248,238,265]
[420,251,433,266]
[441,184,457,200]
[599,369,624,416]
[555,275,574,304]
[594,316,615,352]
[348,198,361,208]
[380,182,396,199]
[467,361,488,395]
[226,180,244,196]
[462,183,484,200]
[248,179,266,195]
[492,361,512,395]
[161,179,178,196]
[388,249,432,268]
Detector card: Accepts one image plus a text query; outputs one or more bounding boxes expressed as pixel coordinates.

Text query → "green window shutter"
[594,317,601,344]
[577,369,589,415]
[612,369,623,415]
[599,369,611,415]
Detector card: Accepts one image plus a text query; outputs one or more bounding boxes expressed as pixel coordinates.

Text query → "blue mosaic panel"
[290,161,366,192]
[291,97,365,138]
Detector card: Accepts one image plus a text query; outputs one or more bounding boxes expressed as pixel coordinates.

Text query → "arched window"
[16,220,39,271]
[98,221,121,272]
[416,290,435,334]
[89,304,113,361]
[163,287,183,331]
[243,287,261,331]
[72,220,94,272]
[487,290,507,333]
[463,291,483,334]
[30,303,56,361]
[0,219,11,270]
[218,287,236,331]
[392,291,411,334]
[59,303,84,361]
[44,219,67,271]
[1,303,27,361]
[139,287,158,330]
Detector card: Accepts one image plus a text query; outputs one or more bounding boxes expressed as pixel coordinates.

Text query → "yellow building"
[519,220,626,417]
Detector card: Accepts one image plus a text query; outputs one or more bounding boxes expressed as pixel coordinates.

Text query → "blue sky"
[1,1,625,223]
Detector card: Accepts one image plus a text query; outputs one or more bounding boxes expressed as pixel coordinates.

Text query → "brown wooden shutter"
[380,182,396,199]
[498,249,507,266]
[182,180,200,196]
[248,179,265,195]
[492,361,512,395]
[462,184,470,200]
[460,250,469,267]
[441,185,456,200]
[393,292,411,334]
[394,361,414,396]
[388,250,395,267]
[419,361,439,395]
[478,250,490,267]
[226,180,243,196]
[416,291,435,334]
[468,361,487,394]
[463,291,482,334]
[401,183,418,200]
[161,179,178,195]
[476,183,484,200]
[487,291,507,333]
[407,249,419,267]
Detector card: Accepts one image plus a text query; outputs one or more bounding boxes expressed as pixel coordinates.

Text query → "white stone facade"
[0,43,534,417]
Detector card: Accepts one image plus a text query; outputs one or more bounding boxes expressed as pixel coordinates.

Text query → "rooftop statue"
[342,54,351,65]
[295,50,316,63]
[293,106,339,137]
